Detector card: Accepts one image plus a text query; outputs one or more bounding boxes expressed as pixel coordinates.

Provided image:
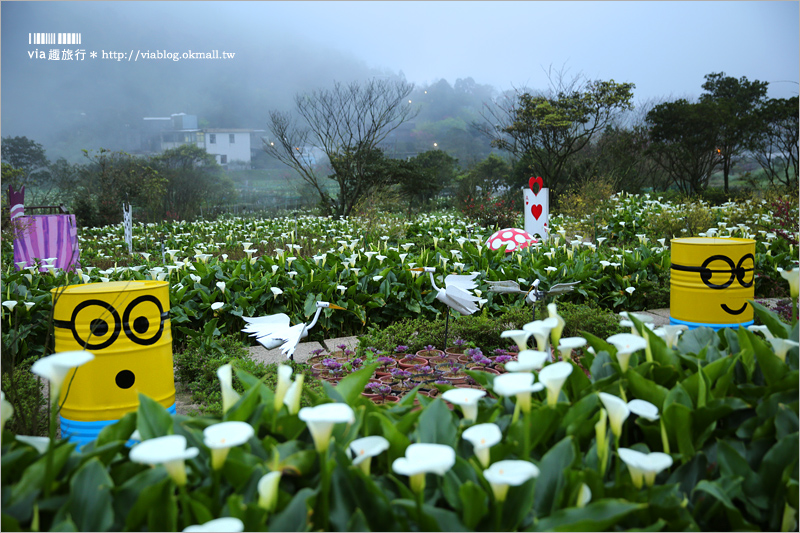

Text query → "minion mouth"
[721,303,748,315]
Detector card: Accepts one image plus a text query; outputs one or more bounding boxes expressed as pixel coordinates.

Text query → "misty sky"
[2,1,798,157]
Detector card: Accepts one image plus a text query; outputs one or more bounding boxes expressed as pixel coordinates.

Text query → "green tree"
[699,72,769,192]
[75,149,166,227]
[1,136,52,204]
[478,73,635,199]
[265,78,418,216]
[455,153,513,205]
[151,144,236,220]
[400,150,459,208]
[645,99,723,194]
[751,96,798,189]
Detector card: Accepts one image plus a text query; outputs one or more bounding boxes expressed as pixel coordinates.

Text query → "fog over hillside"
[1,2,388,161]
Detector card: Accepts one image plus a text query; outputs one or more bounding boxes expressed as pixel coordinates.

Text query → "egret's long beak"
[328,303,346,310]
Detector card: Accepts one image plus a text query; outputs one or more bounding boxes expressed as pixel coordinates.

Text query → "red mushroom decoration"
[485,228,537,252]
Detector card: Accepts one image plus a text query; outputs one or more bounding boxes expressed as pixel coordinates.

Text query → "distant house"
[141,113,265,169]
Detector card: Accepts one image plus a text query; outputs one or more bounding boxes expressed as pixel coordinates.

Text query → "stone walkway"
[246,307,674,366]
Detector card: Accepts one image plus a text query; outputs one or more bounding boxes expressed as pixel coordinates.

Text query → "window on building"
[229,134,235,144]
[220,155,227,164]
[209,134,216,144]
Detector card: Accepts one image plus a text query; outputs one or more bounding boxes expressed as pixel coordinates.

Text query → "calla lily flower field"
[1,192,798,531]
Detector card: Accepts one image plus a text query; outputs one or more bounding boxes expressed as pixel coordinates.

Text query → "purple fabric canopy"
[12,214,81,271]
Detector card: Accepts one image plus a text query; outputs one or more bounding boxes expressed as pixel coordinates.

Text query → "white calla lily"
[257,471,282,512]
[298,403,355,452]
[349,435,390,474]
[598,392,630,441]
[31,351,94,405]
[392,443,456,493]
[15,435,50,454]
[557,337,587,362]
[500,329,532,351]
[462,423,502,468]
[618,448,673,488]
[215,281,226,292]
[576,483,592,508]
[522,320,552,352]
[504,350,549,372]
[778,267,799,298]
[274,365,293,411]
[492,372,544,414]
[203,421,255,470]
[216,364,240,413]
[283,374,304,415]
[627,399,660,421]
[657,325,687,348]
[547,303,566,348]
[441,388,486,422]
[483,460,540,502]
[747,325,775,340]
[538,362,573,406]
[129,434,199,486]
[183,517,244,532]
[606,333,647,372]
[768,338,799,363]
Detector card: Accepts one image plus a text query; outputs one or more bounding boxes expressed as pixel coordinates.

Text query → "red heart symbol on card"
[528,176,543,194]
[531,204,542,220]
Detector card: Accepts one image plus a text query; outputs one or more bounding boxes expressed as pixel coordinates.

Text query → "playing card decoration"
[486,228,537,252]
[8,186,24,219]
[523,176,549,241]
[123,201,133,254]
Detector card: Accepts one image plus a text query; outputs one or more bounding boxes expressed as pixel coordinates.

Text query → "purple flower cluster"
[425,344,436,352]
[351,358,363,368]
[495,355,513,365]
[453,338,466,347]
[390,368,412,379]
[322,358,342,372]
[311,348,325,357]
[394,345,409,353]
[377,356,395,366]
[365,383,391,396]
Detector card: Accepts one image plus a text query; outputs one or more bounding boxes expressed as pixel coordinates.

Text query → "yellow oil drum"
[670,237,755,330]
[51,280,175,446]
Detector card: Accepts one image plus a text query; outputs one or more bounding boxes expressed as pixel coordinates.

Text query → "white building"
[142,114,265,168]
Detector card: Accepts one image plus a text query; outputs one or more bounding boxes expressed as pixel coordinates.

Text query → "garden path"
[244,307,673,366]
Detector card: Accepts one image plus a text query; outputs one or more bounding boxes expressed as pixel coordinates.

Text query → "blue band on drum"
[61,403,177,449]
[670,316,754,331]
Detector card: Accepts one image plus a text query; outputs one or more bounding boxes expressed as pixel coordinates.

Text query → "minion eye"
[54,299,121,350]
[123,295,167,346]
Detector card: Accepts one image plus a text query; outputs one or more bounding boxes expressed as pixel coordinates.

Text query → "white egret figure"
[487,279,579,320]
[412,266,480,348]
[242,301,345,360]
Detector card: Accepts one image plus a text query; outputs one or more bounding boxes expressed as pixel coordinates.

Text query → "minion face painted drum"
[51,281,175,440]
[670,237,755,330]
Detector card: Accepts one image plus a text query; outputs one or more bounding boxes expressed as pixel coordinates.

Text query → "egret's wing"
[548,282,580,295]
[279,323,306,359]
[444,284,480,315]
[444,273,478,292]
[486,280,523,294]
[242,313,290,329]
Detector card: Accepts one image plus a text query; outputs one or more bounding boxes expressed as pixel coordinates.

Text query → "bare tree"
[264,78,418,216]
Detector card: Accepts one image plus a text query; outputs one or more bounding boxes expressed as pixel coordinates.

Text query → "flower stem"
[522,409,532,460]
[178,484,194,529]
[318,447,331,530]
[494,498,504,531]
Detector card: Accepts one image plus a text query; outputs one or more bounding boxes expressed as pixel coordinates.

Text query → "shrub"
[459,191,521,230]
[357,302,626,354]
[174,334,323,416]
